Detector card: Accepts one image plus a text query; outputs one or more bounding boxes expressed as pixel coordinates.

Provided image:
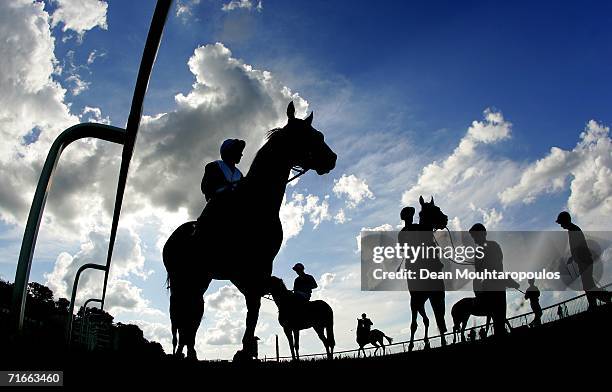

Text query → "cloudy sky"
[1,0,611,359]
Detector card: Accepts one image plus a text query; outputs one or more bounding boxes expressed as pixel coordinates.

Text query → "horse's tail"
[384,335,393,344]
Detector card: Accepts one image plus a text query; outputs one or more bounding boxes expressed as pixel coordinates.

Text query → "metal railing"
[264,284,611,361]
[10,0,173,342]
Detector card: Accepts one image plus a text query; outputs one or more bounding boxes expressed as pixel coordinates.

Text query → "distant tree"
[25,282,56,320]
[56,298,70,313]
[0,280,13,307]
[27,282,54,304]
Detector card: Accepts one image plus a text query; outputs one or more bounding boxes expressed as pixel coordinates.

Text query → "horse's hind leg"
[293,329,300,360]
[417,301,430,347]
[372,341,380,356]
[431,291,447,346]
[185,294,204,360]
[314,326,330,358]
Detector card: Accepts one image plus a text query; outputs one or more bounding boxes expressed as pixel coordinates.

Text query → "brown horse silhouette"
[268,276,335,360]
[163,102,336,360]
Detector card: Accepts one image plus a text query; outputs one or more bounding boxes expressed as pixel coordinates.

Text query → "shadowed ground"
[3,304,610,386]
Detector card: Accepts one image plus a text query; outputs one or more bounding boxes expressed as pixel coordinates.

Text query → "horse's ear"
[305,111,313,125]
[287,101,295,119]
[430,196,434,204]
[419,196,425,206]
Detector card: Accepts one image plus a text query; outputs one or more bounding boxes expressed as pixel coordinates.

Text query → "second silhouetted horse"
[268,276,335,360]
[356,321,393,357]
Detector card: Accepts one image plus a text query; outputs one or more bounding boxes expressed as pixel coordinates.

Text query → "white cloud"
[400,109,517,229]
[51,0,108,37]
[356,223,394,252]
[65,74,90,95]
[334,208,347,224]
[205,284,243,312]
[499,120,612,228]
[0,0,80,225]
[279,192,332,244]
[221,0,262,12]
[175,0,201,21]
[80,106,110,124]
[44,227,160,316]
[204,316,245,345]
[86,49,105,65]
[319,272,335,289]
[129,42,310,226]
[333,174,375,208]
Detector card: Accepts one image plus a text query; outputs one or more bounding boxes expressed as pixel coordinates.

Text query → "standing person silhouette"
[292,263,318,302]
[525,278,542,326]
[556,211,611,310]
[400,206,417,230]
[468,328,476,342]
[468,223,519,337]
[478,327,487,340]
[201,139,246,202]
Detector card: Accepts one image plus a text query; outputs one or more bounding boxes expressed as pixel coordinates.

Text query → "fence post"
[275,334,279,362]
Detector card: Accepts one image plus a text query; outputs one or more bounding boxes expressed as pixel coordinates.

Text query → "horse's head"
[266,276,288,298]
[418,196,448,230]
[279,101,337,175]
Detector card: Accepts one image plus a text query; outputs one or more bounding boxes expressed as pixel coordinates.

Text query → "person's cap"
[220,139,246,155]
[556,211,571,224]
[469,223,486,233]
[400,206,415,221]
[292,262,305,271]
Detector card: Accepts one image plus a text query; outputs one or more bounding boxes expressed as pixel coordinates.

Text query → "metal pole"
[11,124,126,332]
[275,334,279,362]
[66,263,107,342]
[100,0,172,311]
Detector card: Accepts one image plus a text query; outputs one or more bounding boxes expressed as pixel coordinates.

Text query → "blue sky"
[1,0,611,359]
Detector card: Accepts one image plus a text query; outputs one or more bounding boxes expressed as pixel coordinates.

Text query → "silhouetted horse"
[356,321,393,357]
[268,276,335,360]
[451,297,491,343]
[163,102,336,360]
[451,297,513,343]
[399,196,448,351]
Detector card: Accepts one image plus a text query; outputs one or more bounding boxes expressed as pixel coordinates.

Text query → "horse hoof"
[186,351,198,361]
[233,349,256,363]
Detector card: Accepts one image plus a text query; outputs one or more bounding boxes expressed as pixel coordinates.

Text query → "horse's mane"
[265,127,284,140]
[272,276,288,291]
[245,127,287,179]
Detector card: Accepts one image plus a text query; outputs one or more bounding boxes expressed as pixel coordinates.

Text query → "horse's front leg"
[293,329,300,360]
[284,327,295,360]
[242,294,261,357]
